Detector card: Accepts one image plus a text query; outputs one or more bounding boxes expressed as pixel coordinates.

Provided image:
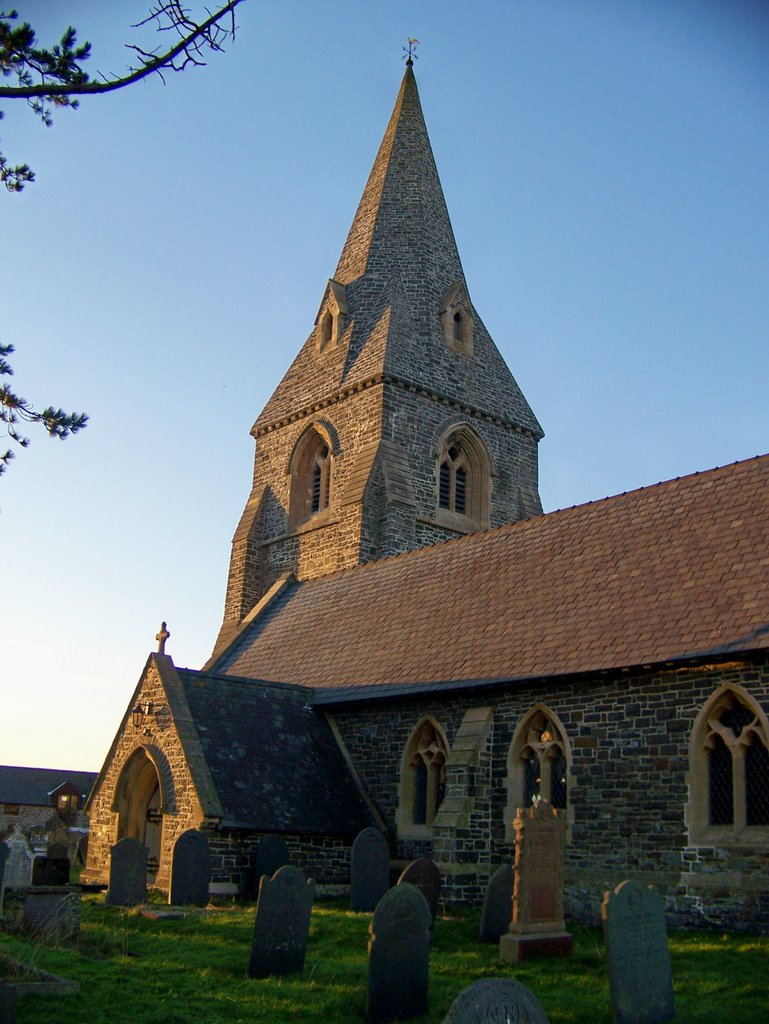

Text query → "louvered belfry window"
[438,442,469,515]
[289,428,331,527]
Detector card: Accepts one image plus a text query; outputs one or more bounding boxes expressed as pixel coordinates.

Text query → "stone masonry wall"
[329,655,769,931]
[82,661,207,890]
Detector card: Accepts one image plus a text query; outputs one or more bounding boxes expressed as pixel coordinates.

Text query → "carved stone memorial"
[253,835,291,893]
[169,829,211,906]
[32,856,70,887]
[602,880,675,1024]
[3,825,35,890]
[248,864,315,978]
[499,802,573,962]
[366,882,431,1023]
[397,857,441,925]
[441,977,550,1024]
[479,863,514,943]
[351,827,390,912]
[23,888,81,940]
[106,837,147,908]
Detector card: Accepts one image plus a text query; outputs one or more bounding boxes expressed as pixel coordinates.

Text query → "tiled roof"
[0,766,97,806]
[215,455,769,689]
[176,670,372,834]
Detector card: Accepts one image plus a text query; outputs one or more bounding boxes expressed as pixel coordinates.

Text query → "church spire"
[332,61,465,306]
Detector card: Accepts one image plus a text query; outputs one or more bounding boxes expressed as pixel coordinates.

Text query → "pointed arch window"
[398,717,448,838]
[288,426,332,528]
[435,426,491,530]
[505,706,571,841]
[689,686,769,844]
[440,282,474,356]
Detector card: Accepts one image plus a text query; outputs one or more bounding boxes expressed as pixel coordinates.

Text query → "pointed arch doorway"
[114,747,164,881]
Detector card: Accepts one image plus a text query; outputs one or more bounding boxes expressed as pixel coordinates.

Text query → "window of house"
[57,793,78,813]
[288,426,332,528]
[505,705,571,841]
[398,717,448,838]
[435,426,491,530]
[689,686,769,843]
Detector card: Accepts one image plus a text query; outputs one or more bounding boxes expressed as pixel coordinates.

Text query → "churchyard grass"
[0,897,765,1023]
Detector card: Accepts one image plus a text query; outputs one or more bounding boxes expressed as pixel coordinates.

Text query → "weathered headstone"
[479,863,514,943]
[602,881,675,1024]
[0,841,8,915]
[47,841,69,860]
[23,888,81,940]
[32,856,70,887]
[253,835,291,892]
[169,829,210,906]
[3,825,35,890]
[248,865,315,978]
[106,837,147,908]
[441,978,550,1024]
[499,802,572,962]
[397,857,441,925]
[366,882,431,1023]
[351,828,390,912]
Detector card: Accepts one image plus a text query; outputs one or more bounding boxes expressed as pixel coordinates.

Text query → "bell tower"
[212,62,543,658]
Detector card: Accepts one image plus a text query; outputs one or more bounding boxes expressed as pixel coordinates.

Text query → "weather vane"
[403,38,420,66]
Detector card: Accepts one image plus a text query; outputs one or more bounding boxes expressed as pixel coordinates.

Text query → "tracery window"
[398,717,448,837]
[689,686,769,843]
[435,426,491,529]
[288,426,332,528]
[506,705,571,841]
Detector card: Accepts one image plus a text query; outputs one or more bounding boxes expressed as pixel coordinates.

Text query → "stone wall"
[326,655,769,931]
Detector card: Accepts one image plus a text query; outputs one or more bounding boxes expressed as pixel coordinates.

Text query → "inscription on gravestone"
[441,977,550,1024]
[351,828,390,912]
[254,835,291,893]
[397,857,441,925]
[366,882,432,1024]
[106,837,147,908]
[602,881,675,1024]
[248,865,315,978]
[169,829,210,906]
[479,863,514,943]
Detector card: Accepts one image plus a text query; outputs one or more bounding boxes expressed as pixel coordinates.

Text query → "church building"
[82,63,769,932]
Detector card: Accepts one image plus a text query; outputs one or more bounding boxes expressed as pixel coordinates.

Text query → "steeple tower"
[213,64,543,657]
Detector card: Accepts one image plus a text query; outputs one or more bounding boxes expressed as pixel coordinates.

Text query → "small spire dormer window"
[315,279,348,353]
[440,281,474,356]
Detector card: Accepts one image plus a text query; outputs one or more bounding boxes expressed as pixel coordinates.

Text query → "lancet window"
[398,717,448,837]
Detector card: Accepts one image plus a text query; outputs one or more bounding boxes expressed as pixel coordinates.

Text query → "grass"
[0,897,766,1023]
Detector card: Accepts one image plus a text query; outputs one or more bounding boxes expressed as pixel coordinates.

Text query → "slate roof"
[214,455,769,691]
[176,669,372,833]
[0,766,97,806]
[254,64,541,437]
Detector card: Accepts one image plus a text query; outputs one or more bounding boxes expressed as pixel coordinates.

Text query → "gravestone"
[0,841,8,914]
[47,842,69,860]
[169,829,210,906]
[479,863,514,943]
[3,825,35,890]
[441,978,550,1024]
[106,837,147,907]
[499,802,572,962]
[32,856,70,886]
[351,828,390,912]
[602,880,675,1024]
[248,865,315,978]
[253,835,291,893]
[366,882,431,1023]
[397,857,441,925]
[23,888,81,940]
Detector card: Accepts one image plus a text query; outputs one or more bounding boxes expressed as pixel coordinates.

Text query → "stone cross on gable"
[156,621,170,654]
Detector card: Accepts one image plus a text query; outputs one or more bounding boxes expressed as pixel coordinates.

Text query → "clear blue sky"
[2,1,768,771]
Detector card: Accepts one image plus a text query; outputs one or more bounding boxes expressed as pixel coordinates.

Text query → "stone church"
[82,64,769,932]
